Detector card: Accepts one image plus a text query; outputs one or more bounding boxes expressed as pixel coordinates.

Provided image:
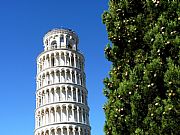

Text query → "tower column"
[71,70,73,83]
[77,106,79,123]
[66,105,68,121]
[66,86,68,101]
[65,53,67,66]
[67,127,69,135]
[74,54,76,67]
[76,88,78,102]
[72,104,75,122]
[60,106,63,122]
[70,53,72,66]
[75,71,77,84]
[71,87,73,101]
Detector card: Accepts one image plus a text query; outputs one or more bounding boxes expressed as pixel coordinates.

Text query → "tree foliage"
[102,0,180,134]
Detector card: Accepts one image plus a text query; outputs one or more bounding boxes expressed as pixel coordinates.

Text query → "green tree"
[102,0,180,134]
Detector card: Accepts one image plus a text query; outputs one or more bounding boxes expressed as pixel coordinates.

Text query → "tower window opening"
[60,35,64,42]
[39,64,42,71]
[51,40,57,49]
[38,117,40,126]
[60,35,64,48]
[51,57,55,66]
[45,39,48,46]
[66,35,70,48]
[68,44,72,49]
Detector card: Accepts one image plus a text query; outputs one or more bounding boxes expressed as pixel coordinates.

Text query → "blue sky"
[0,0,110,135]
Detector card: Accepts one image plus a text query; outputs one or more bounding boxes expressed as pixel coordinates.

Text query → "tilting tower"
[34,28,91,135]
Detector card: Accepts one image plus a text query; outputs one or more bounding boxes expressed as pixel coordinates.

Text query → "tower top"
[43,28,79,51]
[43,28,79,41]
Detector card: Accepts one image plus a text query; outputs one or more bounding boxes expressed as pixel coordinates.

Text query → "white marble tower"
[34,28,91,135]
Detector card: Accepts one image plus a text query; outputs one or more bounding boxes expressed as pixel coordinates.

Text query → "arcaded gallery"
[34,28,91,135]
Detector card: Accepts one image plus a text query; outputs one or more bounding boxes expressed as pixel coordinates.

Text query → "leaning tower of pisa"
[34,28,91,135]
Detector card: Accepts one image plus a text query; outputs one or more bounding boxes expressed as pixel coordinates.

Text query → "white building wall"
[35,28,90,135]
